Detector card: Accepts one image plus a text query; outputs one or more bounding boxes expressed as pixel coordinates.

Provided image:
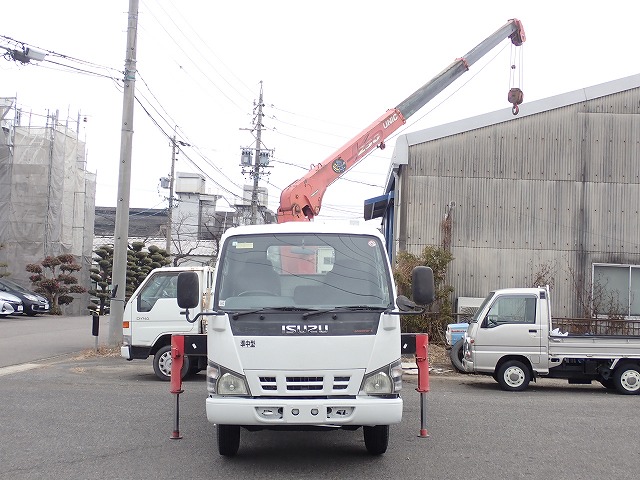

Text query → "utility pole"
[108,0,138,346]
[166,134,177,253]
[240,81,272,225]
[250,84,265,225]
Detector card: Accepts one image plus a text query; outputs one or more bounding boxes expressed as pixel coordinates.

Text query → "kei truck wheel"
[449,339,465,373]
[613,363,640,395]
[496,360,531,392]
[152,345,190,381]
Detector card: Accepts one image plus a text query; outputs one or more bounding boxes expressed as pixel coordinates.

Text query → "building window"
[593,264,640,318]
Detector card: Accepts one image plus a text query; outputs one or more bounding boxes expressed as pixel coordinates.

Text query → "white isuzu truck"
[176,222,434,456]
[462,286,640,394]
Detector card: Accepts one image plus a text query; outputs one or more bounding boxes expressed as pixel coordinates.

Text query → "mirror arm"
[180,309,226,324]
[385,307,426,316]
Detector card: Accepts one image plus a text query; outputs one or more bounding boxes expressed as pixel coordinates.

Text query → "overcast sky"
[2,1,639,224]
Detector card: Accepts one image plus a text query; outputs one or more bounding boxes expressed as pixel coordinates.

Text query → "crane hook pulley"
[508,40,524,115]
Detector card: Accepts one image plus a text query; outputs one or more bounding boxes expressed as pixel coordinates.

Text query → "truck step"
[567,379,592,385]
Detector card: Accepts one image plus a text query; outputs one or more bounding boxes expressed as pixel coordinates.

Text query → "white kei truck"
[120,265,212,380]
[175,222,434,456]
[462,286,640,394]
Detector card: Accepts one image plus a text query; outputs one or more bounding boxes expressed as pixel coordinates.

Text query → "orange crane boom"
[277,19,525,223]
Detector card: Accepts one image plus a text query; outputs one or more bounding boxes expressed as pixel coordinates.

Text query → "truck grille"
[258,375,352,393]
[287,376,323,391]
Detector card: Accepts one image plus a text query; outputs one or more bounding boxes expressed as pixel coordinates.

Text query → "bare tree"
[565,266,629,335]
[527,260,557,291]
[169,210,231,266]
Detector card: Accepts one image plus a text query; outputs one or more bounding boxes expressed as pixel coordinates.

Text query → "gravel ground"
[402,343,459,376]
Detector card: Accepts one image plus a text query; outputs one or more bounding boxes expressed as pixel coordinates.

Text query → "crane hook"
[508,88,523,116]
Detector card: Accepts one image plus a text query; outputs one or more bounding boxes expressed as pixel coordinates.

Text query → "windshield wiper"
[231,306,316,320]
[302,305,386,319]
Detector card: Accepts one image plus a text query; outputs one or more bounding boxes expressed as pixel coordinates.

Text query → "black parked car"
[0,278,50,316]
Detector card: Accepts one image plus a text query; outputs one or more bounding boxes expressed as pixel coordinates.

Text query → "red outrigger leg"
[169,334,185,440]
[415,334,430,438]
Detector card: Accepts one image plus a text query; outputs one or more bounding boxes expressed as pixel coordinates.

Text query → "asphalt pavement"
[1,353,638,480]
[2,315,639,480]
[0,313,112,368]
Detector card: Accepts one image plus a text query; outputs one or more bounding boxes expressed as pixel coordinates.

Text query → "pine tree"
[88,245,114,315]
[26,254,87,315]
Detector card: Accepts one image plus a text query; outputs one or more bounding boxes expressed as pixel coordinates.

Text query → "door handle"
[528,329,537,333]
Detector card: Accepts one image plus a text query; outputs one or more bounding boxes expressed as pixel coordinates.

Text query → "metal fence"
[553,317,640,336]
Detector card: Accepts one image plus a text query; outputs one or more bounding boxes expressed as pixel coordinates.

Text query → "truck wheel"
[613,363,640,395]
[496,360,531,392]
[363,425,389,455]
[217,425,240,456]
[449,339,465,373]
[152,345,190,381]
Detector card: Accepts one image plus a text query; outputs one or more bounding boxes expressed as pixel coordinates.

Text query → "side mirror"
[177,272,200,309]
[411,266,435,305]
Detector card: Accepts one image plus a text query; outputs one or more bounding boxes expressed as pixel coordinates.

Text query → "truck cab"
[463,287,550,382]
[177,222,435,456]
[120,266,214,380]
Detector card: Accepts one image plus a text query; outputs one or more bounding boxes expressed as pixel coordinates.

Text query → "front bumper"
[206,396,402,427]
[120,345,132,360]
[120,345,151,360]
[462,358,474,373]
[31,303,49,312]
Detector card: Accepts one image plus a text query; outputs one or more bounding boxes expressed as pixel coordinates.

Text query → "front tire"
[613,363,640,395]
[496,360,531,392]
[449,339,465,373]
[152,345,190,381]
[363,425,389,455]
[217,424,241,456]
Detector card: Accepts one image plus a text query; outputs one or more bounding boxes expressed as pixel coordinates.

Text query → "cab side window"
[138,273,179,313]
[483,296,536,328]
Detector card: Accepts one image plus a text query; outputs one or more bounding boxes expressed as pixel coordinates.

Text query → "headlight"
[463,338,472,360]
[361,360,402,395]
[207,362,249,395]
[24,294,38,301]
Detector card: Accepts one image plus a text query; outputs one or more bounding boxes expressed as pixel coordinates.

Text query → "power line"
[139,2,246,112]
[145,0,254,102]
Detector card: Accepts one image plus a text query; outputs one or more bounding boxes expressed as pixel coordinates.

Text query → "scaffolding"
[0,97,96,315]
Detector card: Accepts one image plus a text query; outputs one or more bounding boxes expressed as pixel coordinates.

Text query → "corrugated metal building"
[370,74,640,318]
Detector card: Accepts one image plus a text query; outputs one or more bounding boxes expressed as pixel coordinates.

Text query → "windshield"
[215,233,393,310]
[470,292,495,323]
